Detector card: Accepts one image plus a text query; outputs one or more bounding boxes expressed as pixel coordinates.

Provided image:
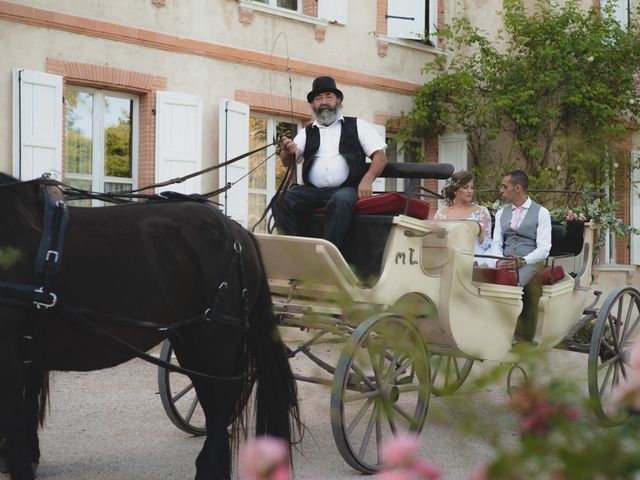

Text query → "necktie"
[510,206,523,230]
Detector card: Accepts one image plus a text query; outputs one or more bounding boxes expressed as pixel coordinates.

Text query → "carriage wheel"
[506,364,528,397]
[588,287,640,426]
[157,339,207,436]
[428,354,474,396]
[330,313,430,474]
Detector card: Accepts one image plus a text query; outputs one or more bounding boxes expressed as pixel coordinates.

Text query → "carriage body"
[157,163,638,474]
[257,216,596,362]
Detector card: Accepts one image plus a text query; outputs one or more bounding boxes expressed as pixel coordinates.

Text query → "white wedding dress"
[434,205,494,266]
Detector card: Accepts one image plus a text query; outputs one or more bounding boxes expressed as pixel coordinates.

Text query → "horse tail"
[36,370,50,427]
[245,236,301,450]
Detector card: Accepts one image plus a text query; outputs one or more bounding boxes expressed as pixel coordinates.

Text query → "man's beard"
[314,105,340,126]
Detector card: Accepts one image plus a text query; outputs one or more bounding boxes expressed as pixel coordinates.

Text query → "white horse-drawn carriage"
[159,163,640,473]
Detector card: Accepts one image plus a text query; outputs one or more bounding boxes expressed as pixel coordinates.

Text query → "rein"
[0,180,253,383]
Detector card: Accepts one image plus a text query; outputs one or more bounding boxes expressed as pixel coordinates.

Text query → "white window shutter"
[370,123,387,193]
[155,91,203,195]
[218,99,250,227]
[428,0,438,42]
[631,150,640,265]
[317,0,348,24]
[12,69,63,181]
[387,0,426,40]
[437,133,468,208]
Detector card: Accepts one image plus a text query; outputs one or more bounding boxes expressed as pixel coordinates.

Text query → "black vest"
[302,116,367,188]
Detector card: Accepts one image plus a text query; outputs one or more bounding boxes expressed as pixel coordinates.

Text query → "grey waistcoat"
[501,201,541,257]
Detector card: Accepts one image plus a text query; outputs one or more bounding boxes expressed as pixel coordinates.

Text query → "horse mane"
[0,175,44,233]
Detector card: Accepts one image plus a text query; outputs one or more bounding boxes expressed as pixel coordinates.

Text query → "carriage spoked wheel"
[506,364,528,397]
[157,339,207,436]
[428,354,474,396]
[330,313,430,474]
[588,287,640,426]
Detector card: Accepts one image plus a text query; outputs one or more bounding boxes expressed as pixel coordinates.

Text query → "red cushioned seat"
[472,267,518,286]
[315,192,430,220]
[535,265,565,285]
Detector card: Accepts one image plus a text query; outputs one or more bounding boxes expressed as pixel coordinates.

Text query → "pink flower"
[411,460,442,479]
[607,373,640,414]
[238,436,290,480]
[628,344,640,373]
[377,433,441,480]
[469,464,488,480]
[380,433,421,469]
[377,470,414,480]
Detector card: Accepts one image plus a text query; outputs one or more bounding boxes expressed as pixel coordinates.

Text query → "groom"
[490,170,552,341]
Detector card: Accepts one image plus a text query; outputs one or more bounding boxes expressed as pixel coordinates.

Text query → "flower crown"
[446,178,464,189]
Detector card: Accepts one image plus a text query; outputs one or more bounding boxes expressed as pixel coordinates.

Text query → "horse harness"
[0,180,252,382]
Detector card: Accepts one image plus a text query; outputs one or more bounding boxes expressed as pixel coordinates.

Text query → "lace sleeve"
[477,206,492,249]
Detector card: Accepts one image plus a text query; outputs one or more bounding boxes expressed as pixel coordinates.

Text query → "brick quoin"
[46,58,167,192]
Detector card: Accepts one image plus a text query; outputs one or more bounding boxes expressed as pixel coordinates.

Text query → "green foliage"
[454,353,640,480]
[0,247,21,269]
[400,0,640,195]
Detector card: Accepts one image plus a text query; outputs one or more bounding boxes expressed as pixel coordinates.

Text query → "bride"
[434,170,493,266]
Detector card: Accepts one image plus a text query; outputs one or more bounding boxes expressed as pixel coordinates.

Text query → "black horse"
[0,174,300,479]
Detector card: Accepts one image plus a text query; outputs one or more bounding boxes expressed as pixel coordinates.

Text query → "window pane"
[385,139,398,191]
[65,178,93,207]
[277,0,298,10]
[64,91,93,176]
[249,117,268,189]
[276,122,298,186]
[104,96,133,179]
[104,181,132,193]
[249,193,267,233]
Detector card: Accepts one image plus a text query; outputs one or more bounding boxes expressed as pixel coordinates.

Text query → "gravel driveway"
[16,346,589,480]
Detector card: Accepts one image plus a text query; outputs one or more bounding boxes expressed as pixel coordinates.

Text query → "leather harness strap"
[0,182,68,310]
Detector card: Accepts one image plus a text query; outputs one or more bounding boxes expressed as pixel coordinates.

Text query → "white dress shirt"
[490,197,552,265]
[292,112,386,188]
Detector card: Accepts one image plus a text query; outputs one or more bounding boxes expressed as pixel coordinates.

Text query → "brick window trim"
[235,90,312,122]
[46,58,167,190]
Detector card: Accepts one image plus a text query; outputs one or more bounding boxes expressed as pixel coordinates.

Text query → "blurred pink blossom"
[508,384,579,436]
[629,344,640,373]
[469,464,488,480]
[607,372,640,414]
[380,433,421,468]
[377,433,441,480]
[238,436,290,480]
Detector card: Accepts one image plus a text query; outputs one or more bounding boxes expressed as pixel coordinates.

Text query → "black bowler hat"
[306,76,344,103]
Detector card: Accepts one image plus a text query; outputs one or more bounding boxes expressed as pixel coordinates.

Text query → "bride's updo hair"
[442,170,474,206]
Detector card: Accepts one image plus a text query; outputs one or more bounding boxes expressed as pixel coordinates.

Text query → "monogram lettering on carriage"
[395,248,418,265]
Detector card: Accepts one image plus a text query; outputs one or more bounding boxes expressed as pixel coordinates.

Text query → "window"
[386,0,437,44]
[248,114,299,232]
[606,0,629,29]
[385,138,422,195]
[64,86,138,205]
[254,0,299,13]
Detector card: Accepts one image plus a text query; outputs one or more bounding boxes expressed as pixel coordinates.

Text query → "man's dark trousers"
[274,184,358,248]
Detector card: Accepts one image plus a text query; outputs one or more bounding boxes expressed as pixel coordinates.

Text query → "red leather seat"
[472,267,518,286]
[535,265,565,285]
[472,265,565,286]
[315,192,430,220]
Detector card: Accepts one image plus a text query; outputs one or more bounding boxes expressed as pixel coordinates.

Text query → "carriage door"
[247,115,298,232]
[64,86,139,206]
